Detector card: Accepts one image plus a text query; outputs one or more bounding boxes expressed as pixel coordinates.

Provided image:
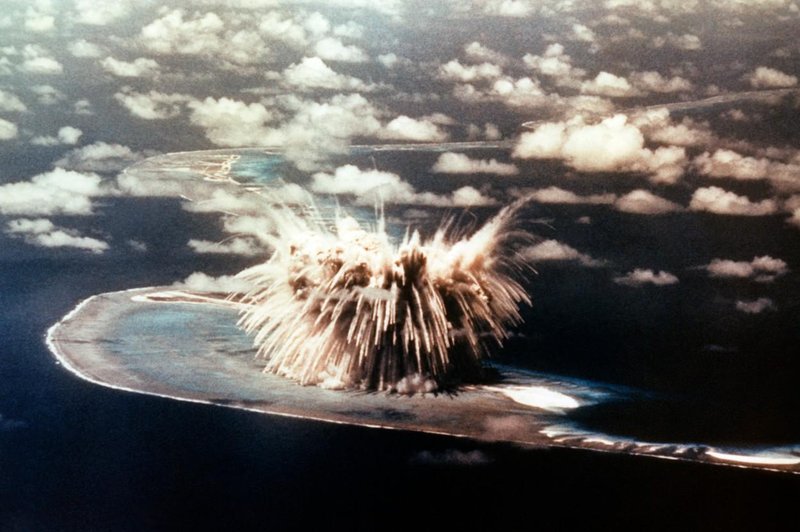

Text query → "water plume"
[235,198,533,392]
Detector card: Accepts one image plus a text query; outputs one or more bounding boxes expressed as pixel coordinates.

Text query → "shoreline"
[47,287,800,475]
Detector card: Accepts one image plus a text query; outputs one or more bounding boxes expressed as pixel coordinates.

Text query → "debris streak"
[236,198,533,392]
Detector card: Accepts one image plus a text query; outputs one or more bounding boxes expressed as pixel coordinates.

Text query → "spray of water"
[235,199,533,393]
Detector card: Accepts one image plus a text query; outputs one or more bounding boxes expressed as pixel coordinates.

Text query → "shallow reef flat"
[48,288,800,475]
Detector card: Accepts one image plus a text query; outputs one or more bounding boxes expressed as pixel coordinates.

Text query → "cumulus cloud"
[255,93,383,170]
[704,255,789,282]
[314,37,368,62]
[5,218,109,253]
[25,9,55,32]
[31,126,83,146]
[188,97,275,146]
[581,72,639,97]
[0,89,27,112]
[746,66,798,88]
[438,59,503,82]
[614,190,683,214]
[735,297,776,314]
[431,152,518,175]
[464,42,510,67]
[653,32,702,50]
[630,71,693,93]
[101,56,160,78]
[18,45,62,75]
[694,149,800,191]
[0,118,18,140]
[311,165,496,206]
[188,237,264,256]
[477,0,537,17]
[0,169,106,216]
[68,39,103,58]
[173,272,254,294]
[614,269,679,286]
[513,115,687,182]
[523,43,585,84]
[523,186,616,205]
[74,0,137,26]
[140,9,269,66]
[378,116,449,142]
[689,186,778,216]
[571,23,596,43]
[55,142,152,173]
[633,109,715,147]
[522,240,605,267]
[31,85,65,105]
[283,56,374,91]
[114,89,189,120]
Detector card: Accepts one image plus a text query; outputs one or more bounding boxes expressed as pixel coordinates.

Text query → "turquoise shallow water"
[50,289,800,475]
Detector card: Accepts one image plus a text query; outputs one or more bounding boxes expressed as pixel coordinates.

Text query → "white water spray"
[236,199,533,392]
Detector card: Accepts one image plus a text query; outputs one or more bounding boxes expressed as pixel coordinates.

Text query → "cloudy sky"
[1,0,799,392]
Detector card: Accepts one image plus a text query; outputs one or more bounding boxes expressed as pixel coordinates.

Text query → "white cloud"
[0,89,26,112]
[524,186,616,205]
[379,116,449,142]
[31,126,83,146]
[695,149,767,179]
[523,43,585,84]
[74,0,137,25]
[31,85,65,105]
[255,94,383,170]
[653,33,702,50]
[0,169,106,216]
[140,9,269,66]
[5,218,109,253]
[188,237,264,256]
[55,142,152,173]
[614,269,679,286]
[68,39,103,58]
[314,37,368,62]
[581,72,639,97]
[173,272,254,294]
[431,152,518,175]
[114,89,189,120]
[735,297,776,314]
[513,115,687,182]
[689,186,778,216]
[182,188,270,214]
[633,109,715,147]
[24,9,54,33]
[438,59,502,82]
[19,45,62,74]
[57,126,82,145]
[283,56,373,91]
[257,11,309,48]
[0,118,18,140]
[310,165,496,206]
[746,66,798,88]
[101,56,160,78]
[789,208,800,228]
[630,71,693,93]
[522,239,605,267]
[571,23,596,43]
[705,255,789,282]
[614,189,683,214]
[377,53,405,68]
[188,97,275,146]
[464,42,509,66]
[477,0,537,17]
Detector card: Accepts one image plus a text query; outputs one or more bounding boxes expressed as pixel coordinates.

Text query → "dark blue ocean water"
[1,194,799,530]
